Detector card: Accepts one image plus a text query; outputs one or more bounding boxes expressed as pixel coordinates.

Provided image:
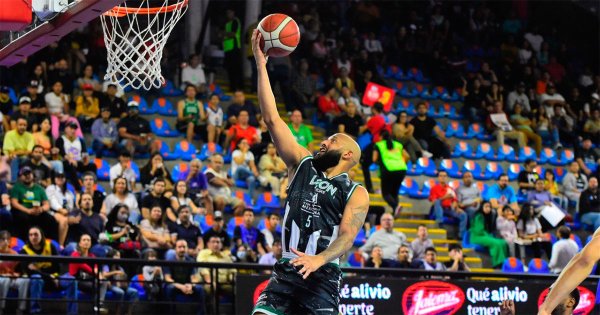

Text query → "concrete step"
[395,227,446,240]
[406,238,460,245]
[394,218,436,229]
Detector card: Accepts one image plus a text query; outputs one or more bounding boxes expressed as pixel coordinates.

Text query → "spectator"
[171,180,206,222]
[318,87,341,123]
[337,87,361,115]
[102,177,140,223]
[21,145,52,187]
[470,202,508,268]
[288,109,313,149]
[258,143,287,197]
[527,178,555,212]
[486,82,504,106]
[583,109,600,140]
[580,177,600,230]
[417,247,446,271]
[334,67,355,94]
[410,225,434,260]
[10,166,56,241]
[445,244,471,272]
[68,234,108,314]
[117,101,156,158]
[100,84,127,120]
[506,82,531,113]
[0,230,29,315]
[333,102,363,138]
[539,83,566,118]
[233,208,266,256]
[359,213,406,260]
[359,102,388,193]
[10,96,38,132]
[231,139,260,198]
[364,32,383,54]
[168,206,203,260]
[139,205,172,258]
[517,204,552,261]
[562,161,588,209]
[19,226,64,314]
[544,169,568,210]
[226,109,260,152]
[22,80,47,122]
[373,130,407,213]
[430,170,467,237]
[3,117,34,182]
[290,59,317,112]
[45,171,76,246]
[202,211,230,250]
[533,105,562,149]
[227,90,259,127]
[0,86,13,116]
[91,106,118,158]
[176,85,206,143]
[181,54,207,94]
[0,179,9,231]
[103,204,140,259]
[259,239,283,266]
[552,104,577,145]
[74,83,100,131]
[457,171,482,219]
[510,104,542,155]
[102,249,139,315]
[260,213,281,250]
[178,159,212,210]
[545,56,566,84]
[365,246,394,268]
[392,244,412,268]
[141,177,173,222]
[518,159,540,195]
[55,121,97,192]
[234,242,258,263]
[548,226,579,274]
[44,81,83,140]
[206,93,224,145]
[486,174,520,216]
[575,138,600,177]
[392,111,431,163]
[410,102,451,159]
[496,206,518,257]
[485,101,526,151]
[140,153,174,192]
[67,192,104,247]
[109,151,136,190]
[164,239,205,315]
[32,117,53,156]
[141,249,163,302]
[464,79,487,123]
[204,154,245,215]
[222,9,243,92]
[197,236,236,294]
[75,65,101,92]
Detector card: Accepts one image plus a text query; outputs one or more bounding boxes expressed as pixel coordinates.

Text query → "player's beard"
[551,305,566,315]
[313,149,342,173]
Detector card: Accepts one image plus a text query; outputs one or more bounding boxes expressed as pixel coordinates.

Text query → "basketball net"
[100,0,188,90]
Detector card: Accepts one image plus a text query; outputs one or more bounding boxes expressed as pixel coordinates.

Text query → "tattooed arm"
[291,186,369,279]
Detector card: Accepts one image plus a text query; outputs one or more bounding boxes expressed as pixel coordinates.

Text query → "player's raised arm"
[251,29,310,169]
[538,227,600,315]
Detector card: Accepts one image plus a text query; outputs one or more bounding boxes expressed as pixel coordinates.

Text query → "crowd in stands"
[0,0,598,313]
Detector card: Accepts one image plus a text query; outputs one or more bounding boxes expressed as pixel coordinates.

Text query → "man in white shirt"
[109,151,136,191]
[506,82,531,113]
[539,83,566,118]
[359,213,407,260]
[548,226,579,274]
[181,54,207,94]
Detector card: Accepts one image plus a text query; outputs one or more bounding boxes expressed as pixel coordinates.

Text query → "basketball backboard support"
[0,0,124,67]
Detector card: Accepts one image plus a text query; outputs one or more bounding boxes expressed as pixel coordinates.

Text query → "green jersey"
[288,123,313,148]
[10,181,48,208]
[183,99,200,125]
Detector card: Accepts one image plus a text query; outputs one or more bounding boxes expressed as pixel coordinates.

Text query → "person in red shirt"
[429,170,467,238]
[68,234,108,314]
[318,87,341,120]
[224,110,259,152]
[358,102,390,193]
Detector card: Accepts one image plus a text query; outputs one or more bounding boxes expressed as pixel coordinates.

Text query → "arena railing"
[0,254,598,315]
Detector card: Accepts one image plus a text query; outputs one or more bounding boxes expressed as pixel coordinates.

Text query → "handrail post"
[94,264,100,315]
[214,266,219,315]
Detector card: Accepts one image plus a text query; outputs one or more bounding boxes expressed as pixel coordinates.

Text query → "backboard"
[0,0,125,67]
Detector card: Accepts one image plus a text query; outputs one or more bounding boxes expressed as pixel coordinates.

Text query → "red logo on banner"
[253,280,270,305]
[362,82,396,112]
[402,280,465,315]
[538,286,596,315]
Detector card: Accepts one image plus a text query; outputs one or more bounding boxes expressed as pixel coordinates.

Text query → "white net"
[100,0,188,90]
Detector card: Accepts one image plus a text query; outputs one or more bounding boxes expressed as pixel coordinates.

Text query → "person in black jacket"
[580,177,600,230]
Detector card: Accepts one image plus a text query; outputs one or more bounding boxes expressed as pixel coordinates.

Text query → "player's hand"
[251,29,268,66]
[290,248,326,280]
[499,300,515,315]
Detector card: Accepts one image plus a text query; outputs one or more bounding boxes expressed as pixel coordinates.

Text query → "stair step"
[406,238,460,245]
[395,227,446,240]
[394,218,436,228]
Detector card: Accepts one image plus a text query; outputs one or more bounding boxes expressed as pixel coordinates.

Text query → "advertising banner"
[236,275,597,315]
[362,82,396,112]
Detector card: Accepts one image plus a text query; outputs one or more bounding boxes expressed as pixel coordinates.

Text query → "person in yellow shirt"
[197,235,236,295]
[544,169,568,210]
[75,83,100,132]
[3,117,34,181]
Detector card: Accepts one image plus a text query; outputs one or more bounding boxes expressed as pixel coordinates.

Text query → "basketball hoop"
[100,0,188,90]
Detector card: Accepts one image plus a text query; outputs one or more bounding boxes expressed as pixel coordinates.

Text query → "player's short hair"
[557,226,571,239]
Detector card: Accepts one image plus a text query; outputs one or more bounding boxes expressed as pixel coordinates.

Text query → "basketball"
[257,13,300,57]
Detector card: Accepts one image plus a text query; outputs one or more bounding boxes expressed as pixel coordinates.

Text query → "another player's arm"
[252,30,310,169]
[538,227,600,315]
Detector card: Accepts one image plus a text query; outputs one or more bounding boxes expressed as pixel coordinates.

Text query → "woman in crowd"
[103,177,140,224]
[496,206,518,257]
[102,249,138,315]
[544,169,568,210]
[68,234,108,314]
[372,130,407,215]
[139,205,172,258]
[45,171,75,246]
[392,111,429,163]
[516,203,552,262]
[527,178,554,212]
[140,152,174,193]
[103,204,141,260]
[44,81,83,140]
[170,180,204,224]
[231,138,260,199]
[33,117,64,173]
[469,202,508,268]
[533,105,562,149]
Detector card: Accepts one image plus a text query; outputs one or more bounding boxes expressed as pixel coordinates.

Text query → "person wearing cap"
[3,117,35,182]
[21,145,52,187]
[10,166,56,243]
[201,211,231,250]
[75,83,100,132]
[55,121,97,192]
[0,86,14,116]
[10,96,38,132]
[117,100,156,157]
[100,83,127,120]
[22,80,47,121]
[91,106,118,158]
[506,81,531,113]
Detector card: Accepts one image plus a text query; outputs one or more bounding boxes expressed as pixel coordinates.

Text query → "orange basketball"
[257,13,300,57]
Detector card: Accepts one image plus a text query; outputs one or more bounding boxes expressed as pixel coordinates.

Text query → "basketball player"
[250,29,369,315]
[537,227,597,314]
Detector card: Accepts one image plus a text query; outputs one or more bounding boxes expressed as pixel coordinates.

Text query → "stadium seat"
[154,97,177,116]
[409,67,428,83]
[462,161,488,180]
[128,94,153,114]
[585,162,598,174]
[550,149,575,166]
[538,148,557,165]
[130,161,141,181]
[420,179,436,196]
[440,159,461,178]
[460,123,483,140]
[507,163,524,181]
[174,141,198,161]
[10,237,25,252]
[396,99,415,116]
[528,258,550,274]
[570,234,583,250]
[445,121,465,138]
[170,162,188,182]
[439,103,462,120]
[394,82,409,97]
[509,146,537,163]
[226,216,244,238]
[7,86,18,104]
[150,118,180,137]
[431,86,448,100]
[197,214,214,233]
[198,143,223,161]
[407,179,430,200]
[129,274,147,300]
[399,177,419,196]
[471,143,494,160]
[357,133,372,151]
[347,250,364,267]
[353,229,367,247]
[254,192,280,213]
[160,80,184,97]
[414,84,426,97]
[586,235,593,245]
[462,231,487,253]
[94,158,111,181]
[501,257,524,273]
[452,141,474,158]
[415,157,437,177]
[441,90,461,102]
[475,129,494,142]
[384,65,402,79]
[448,180,460,191]
[420,87,436,100]
[256,218,281,234]
[233,190,254,211]
[477,182,489,198]
[490,145,516,162]
[553,167,567,183]
[154,139,178,161]
[405,161,422,176]
[398,85,418,98]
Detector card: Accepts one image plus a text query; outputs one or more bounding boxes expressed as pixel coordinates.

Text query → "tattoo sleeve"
[317,203,369,264]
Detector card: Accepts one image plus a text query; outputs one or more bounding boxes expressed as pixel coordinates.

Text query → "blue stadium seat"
[440,159,461,178]
[353,229,367,247]
[553,167,567,183]
[471,143,494,160]
[405,161,422,176]
[128,95,153,114]
[550,149,575,166]
[528,258,550,274]
[347,251,364,267]
[462,161,488,180]
[538,148,557,165]
[501,257,524,273]
[460,123,483,140]
[585,162,598,174]
[438,103,462,120]
[155,139,178,161]
[420,87,436,101]
[154,97,177,116]
[174,141,198,161]
[477,182,489,198]
[570,234,583,250]
[586,235,593,245]
[254,192,280,213]
[452,141,474,158]
[384,65,403,80]
[483,162,503,180]
[416,157,437,177]
[509,146,537,163]
[431,86,448,100]
[395,99,415,116]
[7,86,18,104]
[490,145,516,162]
[408,179,432,200]
[533,166,545,179]
[199,143,223,161]
[400,177,419,196]
[507,163,524,181]
[398,85,418,98]
[129,274,147,300]
[462,231,487,253]
[170,162,188,182]
[226,217,244,238]
[10,237,25,252]
[160,80,184,97]
[357,133,372,151]
[445,121,465,138]
[232,190,253,211]
[409,67,428,83]
[150,118,180,137]
[130,161,141,181]
[94,158,111,181]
